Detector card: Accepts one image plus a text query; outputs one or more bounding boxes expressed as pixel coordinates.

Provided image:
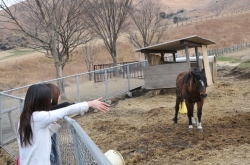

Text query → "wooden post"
[201,45,213,86]
[195,47,201,70]
[185,45,191,68]
[145,52,151,65]
[173,53,176,63]
[213,56,217,83]
[160,53,164,63]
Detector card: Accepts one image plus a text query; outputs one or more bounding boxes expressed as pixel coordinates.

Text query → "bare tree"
[129,0,168,61]
[85,0,132,69]
[213,0,227,16]
[81,40,99,81]
[0,0,92,99]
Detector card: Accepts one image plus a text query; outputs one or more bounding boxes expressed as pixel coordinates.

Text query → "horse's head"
[191,68,207,99]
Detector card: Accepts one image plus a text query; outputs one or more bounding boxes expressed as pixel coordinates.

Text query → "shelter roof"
[134,35,216,53]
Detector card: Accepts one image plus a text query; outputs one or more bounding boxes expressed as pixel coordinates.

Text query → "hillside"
[161,0,250,18]
[162,11,250,49]
[0,1,250,90]
[1,0,250,50]
[0,0,250,91]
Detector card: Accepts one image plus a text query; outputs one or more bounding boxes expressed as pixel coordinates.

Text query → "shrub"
[166,12,174,19]
[159,12,166,19]
[177,9,185,14]
[173,16,179,24]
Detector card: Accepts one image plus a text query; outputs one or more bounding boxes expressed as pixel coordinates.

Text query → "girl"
[46,83,76,165]
[17,84,109,165]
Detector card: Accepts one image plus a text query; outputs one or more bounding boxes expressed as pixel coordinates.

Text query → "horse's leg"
[191,103,196,124]
[197,101,204,129]
[174,90,182,124]
[191,118,196,124]
[185,101,194,129]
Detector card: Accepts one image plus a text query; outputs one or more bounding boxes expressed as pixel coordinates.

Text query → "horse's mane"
[183,68,207,85]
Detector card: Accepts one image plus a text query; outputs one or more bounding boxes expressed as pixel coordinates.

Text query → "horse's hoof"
[197,126,202,130]
[197,123,202,130]
[188,125,193,129]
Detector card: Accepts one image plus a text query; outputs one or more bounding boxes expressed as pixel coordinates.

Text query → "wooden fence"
[207,42,250,57]
[167,7,250,29]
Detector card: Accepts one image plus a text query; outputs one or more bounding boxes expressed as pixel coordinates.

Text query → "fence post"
[104,69,109,101]
[0,94,2,146]
[19,98,24,113]
[75,74,81,103]
[127,64,131,91]
[126,64,132,98]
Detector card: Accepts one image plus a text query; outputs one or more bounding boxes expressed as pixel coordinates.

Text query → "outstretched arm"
[35,97,110,127]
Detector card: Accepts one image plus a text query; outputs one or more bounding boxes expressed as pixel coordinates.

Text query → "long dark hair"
[46,83,60,106]
[19,84,51,147]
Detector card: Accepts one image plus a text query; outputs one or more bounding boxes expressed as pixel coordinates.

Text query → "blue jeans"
[50,134,60,165]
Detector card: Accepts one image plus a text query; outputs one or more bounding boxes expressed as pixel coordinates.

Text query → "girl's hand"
[87,97,110,113]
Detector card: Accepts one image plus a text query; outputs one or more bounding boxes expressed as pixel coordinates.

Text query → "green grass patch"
[237,59,250,69]
[1,49,35,60]
[216,56,240,62]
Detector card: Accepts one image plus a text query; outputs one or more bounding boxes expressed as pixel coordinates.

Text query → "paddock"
[75,64,250,164]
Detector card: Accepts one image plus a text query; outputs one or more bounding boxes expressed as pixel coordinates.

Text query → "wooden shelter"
[134,35,216,89]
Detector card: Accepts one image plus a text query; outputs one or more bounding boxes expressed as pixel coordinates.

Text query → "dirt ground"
[74,61,250,165]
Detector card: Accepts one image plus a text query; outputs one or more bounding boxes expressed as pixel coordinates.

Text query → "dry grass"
[1,9,250,90]
[0,41,136,91]
[163,11,250,49]
[1,8,250,91]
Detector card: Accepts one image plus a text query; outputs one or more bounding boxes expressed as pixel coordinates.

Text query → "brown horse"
[174,68,207,129]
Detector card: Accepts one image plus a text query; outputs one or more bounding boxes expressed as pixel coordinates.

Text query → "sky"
[0,0,23,8]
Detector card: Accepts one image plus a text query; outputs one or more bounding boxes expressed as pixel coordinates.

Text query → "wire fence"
[0,60,148,164]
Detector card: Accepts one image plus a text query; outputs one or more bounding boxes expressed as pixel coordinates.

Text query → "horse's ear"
[190,68,198,77]
[201,69,208,86]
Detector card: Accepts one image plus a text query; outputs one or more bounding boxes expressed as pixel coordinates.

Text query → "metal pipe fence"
[0,60,148,164]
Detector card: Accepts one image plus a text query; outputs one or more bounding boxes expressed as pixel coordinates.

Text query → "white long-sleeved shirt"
[17,102,89,165]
